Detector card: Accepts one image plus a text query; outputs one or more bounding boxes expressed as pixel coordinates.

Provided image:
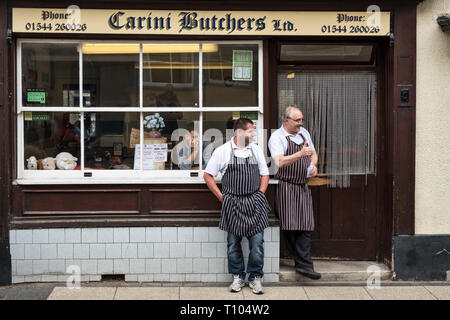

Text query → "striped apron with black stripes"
[219,145,270,238]
[275,134,314,231]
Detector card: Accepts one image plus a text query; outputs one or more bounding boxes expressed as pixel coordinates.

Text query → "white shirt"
[204,139,269,177]
[268,126,315,177]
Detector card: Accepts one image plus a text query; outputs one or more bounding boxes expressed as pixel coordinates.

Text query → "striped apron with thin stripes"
[275,134,314,231]
[220,145,270,238]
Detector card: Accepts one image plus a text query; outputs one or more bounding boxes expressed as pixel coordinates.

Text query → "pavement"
[1,281,450,300]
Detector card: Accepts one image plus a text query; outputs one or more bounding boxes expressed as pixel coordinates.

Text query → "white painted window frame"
[16,39,264,184]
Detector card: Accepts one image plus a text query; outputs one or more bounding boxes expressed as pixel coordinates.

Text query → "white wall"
[415,0,450,234]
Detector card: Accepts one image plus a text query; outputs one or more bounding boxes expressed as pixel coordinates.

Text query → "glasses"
[287,116,303,123]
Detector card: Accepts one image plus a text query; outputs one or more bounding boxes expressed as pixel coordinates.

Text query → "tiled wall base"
[9,227,280,284]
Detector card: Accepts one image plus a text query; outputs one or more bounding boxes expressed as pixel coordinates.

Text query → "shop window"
[18,40,263,181]
[278,71,376,188]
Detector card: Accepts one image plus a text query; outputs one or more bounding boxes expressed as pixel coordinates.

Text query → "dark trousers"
[283,230,314,270]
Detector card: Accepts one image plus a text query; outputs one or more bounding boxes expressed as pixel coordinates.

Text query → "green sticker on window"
[232,50,253,81]
[26,89,46,104]
[24,112,51,121]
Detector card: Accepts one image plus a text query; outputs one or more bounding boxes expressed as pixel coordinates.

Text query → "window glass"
[83,112,140,170]
[203,44,258,107]
[82,43,139,107]
[142,44,199,107]
[22,43,79,107]
[280,45,373,63]
[24,112,81,170]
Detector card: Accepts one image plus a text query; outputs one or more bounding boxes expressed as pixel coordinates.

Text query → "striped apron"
[275,134,314,231]
[219,144,271,238]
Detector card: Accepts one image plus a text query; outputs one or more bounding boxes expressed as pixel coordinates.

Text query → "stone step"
[279,259,392,282]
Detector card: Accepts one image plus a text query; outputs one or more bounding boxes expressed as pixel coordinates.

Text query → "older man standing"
[268,106,321,280]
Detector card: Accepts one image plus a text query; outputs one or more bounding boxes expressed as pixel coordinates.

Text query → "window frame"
[16,39,264,183]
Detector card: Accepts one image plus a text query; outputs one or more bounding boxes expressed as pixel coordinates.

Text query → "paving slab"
[114,287,179,300]
[424,286,450,300]
[180,287,244,300]
[242,286,308,300]
[366,286,436,300]
[47,287,117,300]
[304,286,373,300]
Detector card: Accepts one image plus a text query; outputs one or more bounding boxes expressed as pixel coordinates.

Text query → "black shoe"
[295,267,322,280]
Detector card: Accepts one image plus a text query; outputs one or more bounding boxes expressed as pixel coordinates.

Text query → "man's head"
[283,106,304,135]
[233,118,255,146]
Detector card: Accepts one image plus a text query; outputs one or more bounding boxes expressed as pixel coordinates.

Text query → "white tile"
[154,243,170,258]
[146,259,161,273]
[138,274,154,282]
[216,242,227,258]
[162,259,177,274]
[113,228,130,243]
[130,227,146,243]
[90,244,106,259]
[202,243,217,257]
[73,244,90,259]
[16,230,33,244]
[193,258,209,273]
[272,258,279,273]
[129,259,146,274]
[146,227,162,242]
[41,244,58,259]
[272,227,280,242]
[81,260,97,275]
[177,258,193,273]
[217,274,232,282]
[265,242,280,258]
[9,230,16,244]
[263,258,272,273]
[25,244,40,259]
[10,244,25,260]
[178,227,193,242]
[65,229,81,243]
[264,228,272,241]
[114,259,130,274]
[12,276,25,284]
[33,229,49,243]
[209,227,226,242]
[24,275,41,282]
[48,229,65,243]
[125,274,138,282]
[97,228,114,243]
[154,274,170,281]
[193,227,209,242]
[122,243,138,259]
[65,260,82,273]
[33,260,49,274]
[11,260,16,275]
[16,260,33,276]
[98,260,114,274]
[170,243,185,258]
[185,274,201,282]
[201,274,217,282]
[186,243,201,258]
[105,244,122,259]
[137,243,154,258]
[170,274,185,282]
[57,244,73,259]
[48,260,65,273]
[90,275,102,281]
[263,274,279,282]
[209,258,225,274]
[161,227,177,242]
[81,229,98,243]
[41,275,58,282]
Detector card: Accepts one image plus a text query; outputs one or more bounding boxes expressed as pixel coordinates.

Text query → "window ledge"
[13,178,281,185]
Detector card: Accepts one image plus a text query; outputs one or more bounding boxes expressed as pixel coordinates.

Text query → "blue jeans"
[227,231,264,282]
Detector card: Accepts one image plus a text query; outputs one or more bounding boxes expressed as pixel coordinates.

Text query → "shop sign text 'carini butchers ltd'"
[13,8,391,36]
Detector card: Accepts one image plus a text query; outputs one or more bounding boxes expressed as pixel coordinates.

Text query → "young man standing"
[203,118,270,294]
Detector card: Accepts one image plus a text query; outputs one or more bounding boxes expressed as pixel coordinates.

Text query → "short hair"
[233,118,254,131]
[283,105,301,120]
